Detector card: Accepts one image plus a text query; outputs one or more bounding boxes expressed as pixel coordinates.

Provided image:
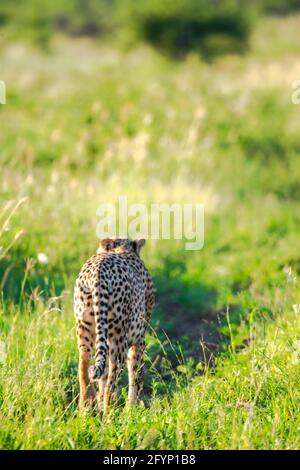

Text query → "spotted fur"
[74,238,155,413]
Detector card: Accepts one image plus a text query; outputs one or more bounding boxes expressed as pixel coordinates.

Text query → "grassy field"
[1,13,300,449]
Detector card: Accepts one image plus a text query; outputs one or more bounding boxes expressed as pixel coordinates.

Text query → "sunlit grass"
[0,275,299,449]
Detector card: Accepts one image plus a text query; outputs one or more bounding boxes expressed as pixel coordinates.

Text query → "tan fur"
[74,238,155,414]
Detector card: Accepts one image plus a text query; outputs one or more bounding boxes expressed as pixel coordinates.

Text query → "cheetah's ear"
[133,238,146,255]
[99,238,115,252]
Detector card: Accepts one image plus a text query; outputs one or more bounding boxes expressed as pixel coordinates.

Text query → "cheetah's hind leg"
[74,288,97,412]
[97,351,109,412]
[127,342,145,406]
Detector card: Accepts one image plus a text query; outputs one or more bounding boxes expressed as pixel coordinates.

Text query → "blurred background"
[1,0,300,345]
[1,0,300,54]
[0,1,299,56]
[1,0,300,419]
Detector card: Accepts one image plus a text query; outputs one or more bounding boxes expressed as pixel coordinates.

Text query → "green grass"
[1,14,300,449]
[1,277,299,449]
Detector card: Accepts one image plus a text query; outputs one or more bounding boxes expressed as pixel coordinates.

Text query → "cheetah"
[74,238,155,413]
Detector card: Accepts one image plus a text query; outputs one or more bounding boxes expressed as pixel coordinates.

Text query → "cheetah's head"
[97,238,146,256]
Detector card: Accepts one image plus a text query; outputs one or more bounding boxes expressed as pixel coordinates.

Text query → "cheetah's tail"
[88,279,109,382]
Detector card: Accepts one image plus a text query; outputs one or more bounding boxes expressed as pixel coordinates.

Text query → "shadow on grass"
[3,248,253,408]
[62,257,235,409]
[0,246,75,304]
